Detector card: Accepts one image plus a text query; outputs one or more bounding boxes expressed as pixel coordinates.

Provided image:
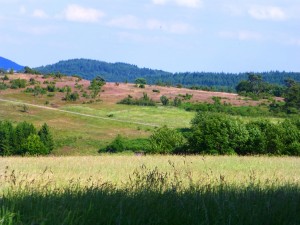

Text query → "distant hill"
[0,56,24,71]
[36,58,172,82]
[35,58,300,90]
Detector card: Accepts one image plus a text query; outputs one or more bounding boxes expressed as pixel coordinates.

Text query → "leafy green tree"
[135,78,146,85]
[89,76,105,98]
[188,113,248,155]
[236,73,275,99]
[21,134,47,155]
[284,81,300,113]
[241,122,267,155]
[160,95,169,106]
[149,126,185,154]
[280,120,300,155]
[24,66,40,75]
[38,123,54,153]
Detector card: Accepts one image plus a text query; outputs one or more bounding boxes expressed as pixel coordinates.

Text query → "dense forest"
[35,59,300,90]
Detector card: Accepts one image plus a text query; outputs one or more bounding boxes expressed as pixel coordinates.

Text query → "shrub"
[118,93,156,106]
[47,84,56,92]
[0,83,8,90]
[160,95,169,106]
[3,74,9,81]
[149,126,185,154]
[10,78,27,89]
[64,92,79,101]
[173,97,182,107]
[100,135,150,153]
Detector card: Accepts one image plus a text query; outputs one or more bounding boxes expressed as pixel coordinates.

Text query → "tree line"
[102,112,300,156]
[34,59,300,89]
[0,121,53,156]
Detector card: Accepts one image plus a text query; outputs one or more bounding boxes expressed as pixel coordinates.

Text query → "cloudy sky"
[1,0,300,72]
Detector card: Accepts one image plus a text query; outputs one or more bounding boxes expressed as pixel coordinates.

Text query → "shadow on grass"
[1,166,300,225]
[2,183,300,225]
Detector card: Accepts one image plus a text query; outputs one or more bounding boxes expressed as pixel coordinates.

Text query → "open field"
[1,156,299,225]
[1,155,299,187]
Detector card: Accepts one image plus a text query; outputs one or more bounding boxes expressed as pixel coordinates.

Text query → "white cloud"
[219,30,263,41]
[32,9,48,19]
[152,0,202,8]
[108,15,141,29]
[63,4,104,23]
[248,6,287,21]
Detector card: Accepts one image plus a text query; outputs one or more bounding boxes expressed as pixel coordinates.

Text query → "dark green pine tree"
[0,121,14,156]
[14,121,37,154]
[38,123,54,153]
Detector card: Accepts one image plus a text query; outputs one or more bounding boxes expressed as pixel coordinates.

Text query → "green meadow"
[0,98,195,155]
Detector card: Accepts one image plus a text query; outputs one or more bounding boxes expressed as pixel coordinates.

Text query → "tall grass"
[1,158,299,225]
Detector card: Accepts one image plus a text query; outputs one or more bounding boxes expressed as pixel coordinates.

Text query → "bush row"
[102,113,300,156]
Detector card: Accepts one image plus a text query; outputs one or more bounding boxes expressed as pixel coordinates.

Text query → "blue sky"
[1,0,300,73]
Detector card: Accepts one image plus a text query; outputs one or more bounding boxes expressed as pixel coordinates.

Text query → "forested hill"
[0,56,24,71]
[36,58,172,82]
[36,58,300,89]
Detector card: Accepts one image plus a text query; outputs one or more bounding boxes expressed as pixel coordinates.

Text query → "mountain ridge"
[0,56,24,71]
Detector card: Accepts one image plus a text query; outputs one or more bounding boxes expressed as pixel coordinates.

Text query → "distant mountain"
[35,58,300,90]
[0,56,24,71]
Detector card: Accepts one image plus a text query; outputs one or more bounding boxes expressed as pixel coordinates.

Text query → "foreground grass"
[0,156,299,225]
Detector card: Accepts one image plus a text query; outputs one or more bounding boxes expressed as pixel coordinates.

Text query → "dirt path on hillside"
[0,98,159,127]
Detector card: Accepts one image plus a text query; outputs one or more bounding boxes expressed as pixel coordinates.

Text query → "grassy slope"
[0,74,197,155]
[0,74,281,155]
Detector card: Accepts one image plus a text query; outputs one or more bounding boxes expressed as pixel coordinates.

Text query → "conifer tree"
[38,123,54,153]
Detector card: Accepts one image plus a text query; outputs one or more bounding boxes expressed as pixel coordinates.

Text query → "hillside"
[0,56,24,71]
[0,73,277,155]
[35,58,300,89]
